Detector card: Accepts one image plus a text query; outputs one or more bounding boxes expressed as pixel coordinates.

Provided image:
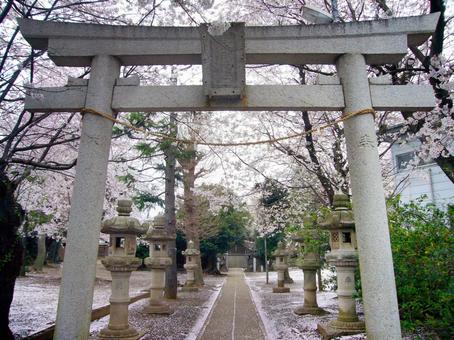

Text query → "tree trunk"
[204,253,221,275]
[32,234,46,271]
[0,175,24,339]
[284,268,294,284]
[180,139,204,287]
[19,237,26,277]
[164,113,177,299]
[317,268,324,292]
[194,253,204,285]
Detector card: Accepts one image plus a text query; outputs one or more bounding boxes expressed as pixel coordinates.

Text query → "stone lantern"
[143,214,175,314]
[293,216,327,315]
[99,199,146,340]
[317,193,365,338]
[182,240,200,292]
[272,241,290,293]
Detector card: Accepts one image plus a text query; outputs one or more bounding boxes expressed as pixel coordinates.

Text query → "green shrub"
[135,242,149,269]
[387,198,453,338]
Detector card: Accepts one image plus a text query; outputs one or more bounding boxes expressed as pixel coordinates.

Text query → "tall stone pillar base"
[317,319,365,340]
[273,264,290,293]
[98,258,142,340]
[181,285,199,292]
[182,263,199,292]
[143,299,173,315]
[143,269,173,315]
[318,255,365,339]
[294,305,327,316]
[294,265,326,315]
[99,327,143,340]
[272,286,290,293]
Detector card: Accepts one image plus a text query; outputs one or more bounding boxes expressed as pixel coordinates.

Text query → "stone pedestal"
[273,267,290,293]
[317,258,365,339]
[293,217,326,315]
[294,255,327,315]
[99,258,142,339]
[143,262,173,314]
[181,267,198,292]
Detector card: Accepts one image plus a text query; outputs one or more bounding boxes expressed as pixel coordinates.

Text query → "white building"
[391,138,454,208]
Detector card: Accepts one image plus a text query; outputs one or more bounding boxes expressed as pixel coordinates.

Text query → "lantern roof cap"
[101,199,146,235]
[182,240,200,256]
[144,214,175,241]
[333,193,351,210]
[318,193,355,231]
[273,241,289,257]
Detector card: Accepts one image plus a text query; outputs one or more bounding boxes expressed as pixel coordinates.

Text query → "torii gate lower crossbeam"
[17,14,439,340]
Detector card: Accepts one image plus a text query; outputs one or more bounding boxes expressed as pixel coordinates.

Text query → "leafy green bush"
[387,197,453,338]
[135,242,149,269]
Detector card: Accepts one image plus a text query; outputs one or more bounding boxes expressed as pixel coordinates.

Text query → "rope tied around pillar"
[80,107,375,147]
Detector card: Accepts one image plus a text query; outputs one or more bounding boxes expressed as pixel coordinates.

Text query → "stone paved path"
[199,268,265,340]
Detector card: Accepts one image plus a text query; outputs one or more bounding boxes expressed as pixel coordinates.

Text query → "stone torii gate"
[19,14,438,339]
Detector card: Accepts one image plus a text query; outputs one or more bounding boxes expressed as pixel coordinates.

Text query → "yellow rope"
[80,108,375,147]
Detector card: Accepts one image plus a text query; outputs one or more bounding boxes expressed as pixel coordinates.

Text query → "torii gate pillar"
[336,53,401,339]
[54,55,120,339]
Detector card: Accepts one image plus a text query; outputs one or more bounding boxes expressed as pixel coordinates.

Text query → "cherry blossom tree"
[247,0,453,184]
[1,0,452,336]
[0,1,171,336]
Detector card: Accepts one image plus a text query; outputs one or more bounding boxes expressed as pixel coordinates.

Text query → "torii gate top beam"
[18,13,439,67]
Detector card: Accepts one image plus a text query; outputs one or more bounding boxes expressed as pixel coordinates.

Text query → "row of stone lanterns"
[270,194,365,339]
[100,194,363,339]
[98,200,184,338]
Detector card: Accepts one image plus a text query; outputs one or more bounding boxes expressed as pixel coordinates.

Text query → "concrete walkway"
[199,268,265,340]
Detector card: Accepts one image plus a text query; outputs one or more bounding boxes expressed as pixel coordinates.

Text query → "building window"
[396,152,415,171]
[396,151,435,172]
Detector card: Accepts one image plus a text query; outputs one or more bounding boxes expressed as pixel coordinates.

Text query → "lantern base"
[272,287,290,293]
[294,305,327,316]
[143,303,173,315]
[317,319,365,339]
[98,326,143,339]
[181,285,199,292]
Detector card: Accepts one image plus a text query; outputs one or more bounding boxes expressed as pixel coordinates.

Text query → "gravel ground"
[11,263,225,339]
[245,269,366,340]
[11,268,111,338]
[89,275,225,340]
